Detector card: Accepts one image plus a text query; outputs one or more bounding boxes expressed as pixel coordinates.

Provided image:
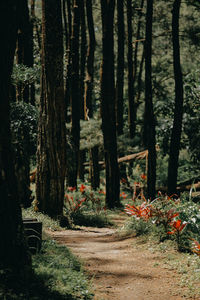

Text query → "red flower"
[121,178,127,183]
[68,186,76,192]
[191,239,200,256]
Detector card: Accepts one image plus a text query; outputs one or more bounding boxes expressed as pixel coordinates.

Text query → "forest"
[0,0,200,299]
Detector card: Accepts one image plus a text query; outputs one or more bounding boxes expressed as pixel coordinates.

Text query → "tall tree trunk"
[30,0,36,105]
[115,0,124,136]
[144,0,156,200]
[127,0,135,138]
[36,0,66,218]
[101,0,120,208]
[0,0,31,274]
[65,0,72,122]
[69,0,81,187]
[132,0,145,120]
[167,0,183,195]
[85,0,99,189]
[79,0,87,180]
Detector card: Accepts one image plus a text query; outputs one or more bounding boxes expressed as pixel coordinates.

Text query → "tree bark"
[127,0,135,138]
[115,0,125,136]
[63,0,72,122]
[69,0,81,188]
[84,0,99,189]
[0,0,31,273]
[36,0,66,218]
[101,0,120,208]
[79,0,87,180]
[144,0,156,200]
[167,0,183,195]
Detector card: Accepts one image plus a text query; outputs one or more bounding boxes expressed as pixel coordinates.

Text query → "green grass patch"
[31,238,93,299]
[0,238,93,300]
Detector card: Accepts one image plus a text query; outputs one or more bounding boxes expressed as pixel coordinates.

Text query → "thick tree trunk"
[84,0,99,189]
[144,0,156,200]
[0,0,31,273]
[69,0,81,188]
[101,0,120,208]
[115,0,124,136]
[36,0,66,218]
[167,0,183,195]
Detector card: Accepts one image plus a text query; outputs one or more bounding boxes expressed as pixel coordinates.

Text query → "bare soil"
[46,215,192,300]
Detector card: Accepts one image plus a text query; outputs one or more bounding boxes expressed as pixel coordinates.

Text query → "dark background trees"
[0,0,31,279]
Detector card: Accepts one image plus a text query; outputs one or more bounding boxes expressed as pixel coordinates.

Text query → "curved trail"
[46,217,187,300]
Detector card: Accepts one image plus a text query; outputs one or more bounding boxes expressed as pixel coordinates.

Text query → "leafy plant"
[64,183,110,227]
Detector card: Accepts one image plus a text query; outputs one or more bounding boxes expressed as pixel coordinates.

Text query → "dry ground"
[46,215,196,300]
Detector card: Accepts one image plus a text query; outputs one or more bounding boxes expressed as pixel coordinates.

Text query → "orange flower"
[120,192,127,199]
[80,184,86,193]
[140,173,147,180]
[125,202,152,220]
[167,219,187,235]
[99,189,106,195]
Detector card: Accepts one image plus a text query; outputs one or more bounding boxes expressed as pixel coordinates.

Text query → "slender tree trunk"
[65,0,72,122]
[167,0,183,195]
[132,0,145,119]
[69,0,81,187]
[127,0,135,138]
[0,0,31,274]
[144,0,156,200]
[79,0,87,180]
[101,0,120,208]
[115,0,124,136]
[30,0,35,105]
[136,42,145,105]
[36,0,66,218]
[84,0,99,189]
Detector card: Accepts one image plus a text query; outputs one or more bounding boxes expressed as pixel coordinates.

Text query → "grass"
[0,238,93,300]
[31,238,93,299]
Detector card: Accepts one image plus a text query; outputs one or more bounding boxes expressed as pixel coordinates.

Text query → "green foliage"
[12,64,40,86]
[64,183,111,227]
[80,119,103,150]
[121,216,152,237]
[10,102,38,160]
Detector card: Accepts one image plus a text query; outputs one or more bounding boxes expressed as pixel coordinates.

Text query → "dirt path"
[46,216,189,300]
